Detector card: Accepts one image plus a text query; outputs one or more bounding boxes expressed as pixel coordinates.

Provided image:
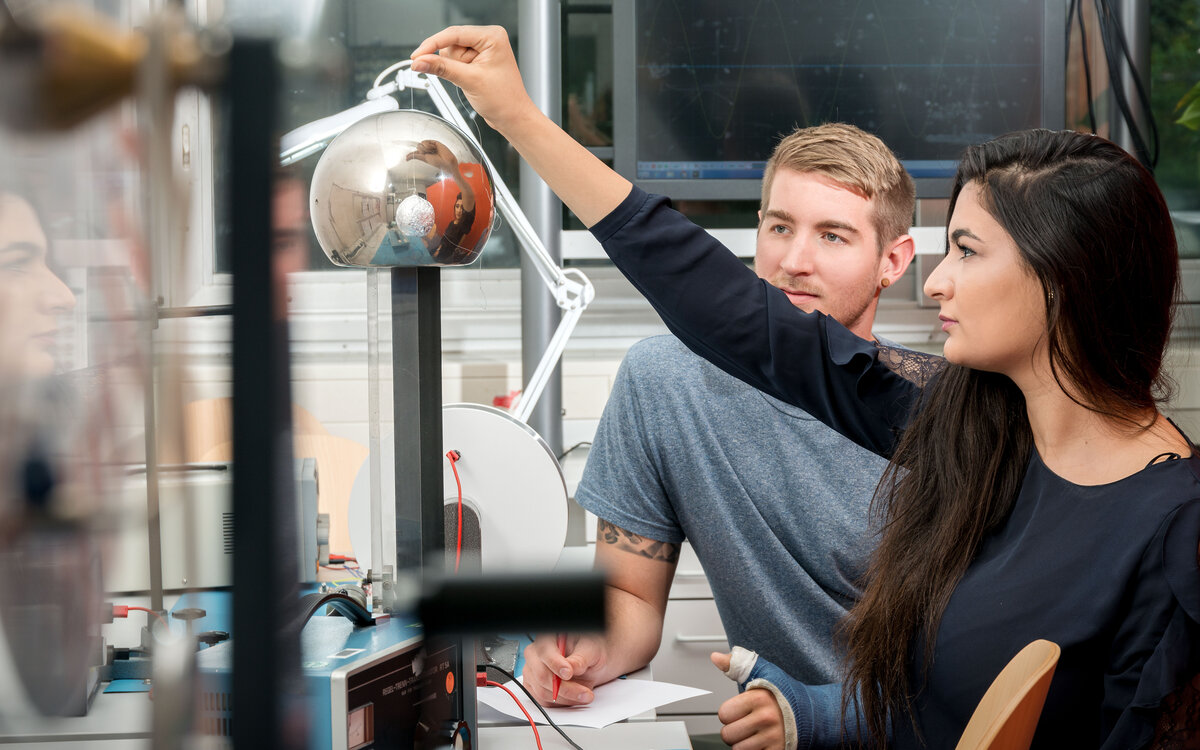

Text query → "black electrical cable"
[1093,0,1159,167]
[558,441,592,462]
[1094,1,1138,150]
[1102,0,1159,164]
[485,664,585,750]
[1100,1,1157,115]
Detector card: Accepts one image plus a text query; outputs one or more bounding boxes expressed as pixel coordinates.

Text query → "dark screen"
[635,0,1045,182]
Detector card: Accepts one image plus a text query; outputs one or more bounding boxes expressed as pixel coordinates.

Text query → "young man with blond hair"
[522,120,915,734]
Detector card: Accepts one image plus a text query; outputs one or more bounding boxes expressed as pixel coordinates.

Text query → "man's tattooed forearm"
[597,519,680,563]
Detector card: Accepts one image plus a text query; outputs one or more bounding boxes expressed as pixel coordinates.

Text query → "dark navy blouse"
[591,186,1200,749]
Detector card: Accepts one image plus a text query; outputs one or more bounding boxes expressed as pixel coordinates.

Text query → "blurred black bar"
[418,571,607,635]
[227,37,302,749]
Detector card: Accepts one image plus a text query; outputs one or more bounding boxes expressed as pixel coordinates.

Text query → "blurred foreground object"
[0,1,223,131]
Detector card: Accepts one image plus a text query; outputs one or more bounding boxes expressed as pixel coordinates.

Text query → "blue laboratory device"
[179,593,466,749]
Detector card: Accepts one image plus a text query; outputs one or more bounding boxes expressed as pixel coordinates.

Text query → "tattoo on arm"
[597,519,680,563]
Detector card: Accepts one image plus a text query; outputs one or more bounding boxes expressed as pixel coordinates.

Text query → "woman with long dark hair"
[411,27,1200,748]
[837,131,1196,748]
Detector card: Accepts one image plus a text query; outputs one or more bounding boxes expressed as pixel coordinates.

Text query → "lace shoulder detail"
[873,344,946,387]
[1151,672,1200,749]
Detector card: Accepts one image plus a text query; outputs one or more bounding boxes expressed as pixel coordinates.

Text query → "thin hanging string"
[454,84,485,150]
[407,83,418,202]
[446,78,493,310]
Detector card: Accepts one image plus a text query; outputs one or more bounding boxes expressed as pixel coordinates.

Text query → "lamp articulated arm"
[370,63,596,426]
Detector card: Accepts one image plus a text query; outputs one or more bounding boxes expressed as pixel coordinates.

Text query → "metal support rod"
[366,269,385,606]
[157,304,233,318]
[140,319,164,617]
[137,8,175,621]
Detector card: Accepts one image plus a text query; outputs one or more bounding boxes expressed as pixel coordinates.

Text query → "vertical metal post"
[228,37,303,749]
[391,266,476,746]
[391,266,444,573]
[519,0,564,457]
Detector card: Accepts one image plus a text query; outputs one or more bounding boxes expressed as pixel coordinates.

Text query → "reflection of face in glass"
[0,194,76,378]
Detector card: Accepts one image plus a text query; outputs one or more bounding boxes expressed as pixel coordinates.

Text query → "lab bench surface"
[0,689,692,749]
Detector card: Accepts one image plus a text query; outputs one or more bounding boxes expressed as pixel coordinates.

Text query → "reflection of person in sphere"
[433,191,477,262]
[0,191,76,380]
[405,139,477,264]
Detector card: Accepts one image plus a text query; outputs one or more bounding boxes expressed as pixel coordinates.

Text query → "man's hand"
[410,26,537,136]
[521,634,608,706]
[411,25,632,227]
[712,652,788,750]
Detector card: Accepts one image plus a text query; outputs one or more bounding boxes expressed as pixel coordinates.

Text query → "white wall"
[156,265,1200,454]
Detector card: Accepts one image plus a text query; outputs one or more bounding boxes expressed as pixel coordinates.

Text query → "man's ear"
[880,233,916,286]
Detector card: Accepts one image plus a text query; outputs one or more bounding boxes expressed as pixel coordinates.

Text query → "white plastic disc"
[348,404,568,573]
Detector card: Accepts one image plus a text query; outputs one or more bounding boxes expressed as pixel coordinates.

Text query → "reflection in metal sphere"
[309,109,495,268]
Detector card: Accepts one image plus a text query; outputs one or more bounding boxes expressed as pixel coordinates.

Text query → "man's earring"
[880,278,891,288]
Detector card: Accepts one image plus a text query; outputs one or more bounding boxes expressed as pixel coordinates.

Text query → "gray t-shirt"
[575,335,889,682]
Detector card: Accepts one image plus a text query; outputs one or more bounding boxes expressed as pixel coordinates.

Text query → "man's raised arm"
[411,25,632,228]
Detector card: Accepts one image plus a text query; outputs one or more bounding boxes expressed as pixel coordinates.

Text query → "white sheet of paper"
[477,678,710,729]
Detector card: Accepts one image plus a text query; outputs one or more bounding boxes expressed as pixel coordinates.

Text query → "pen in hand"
[552,633,567,701]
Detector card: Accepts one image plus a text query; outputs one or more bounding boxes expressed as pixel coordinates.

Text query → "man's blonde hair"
[761,123,915,249]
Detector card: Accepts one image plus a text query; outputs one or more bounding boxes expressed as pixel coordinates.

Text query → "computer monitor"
[612,0,1067,200]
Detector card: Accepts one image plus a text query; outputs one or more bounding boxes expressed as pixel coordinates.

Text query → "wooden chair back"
[955,639,1060,750]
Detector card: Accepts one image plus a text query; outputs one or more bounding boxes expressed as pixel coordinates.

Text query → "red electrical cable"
[123,605,170,630]
[446,450,463,572]
[486,680,543,750]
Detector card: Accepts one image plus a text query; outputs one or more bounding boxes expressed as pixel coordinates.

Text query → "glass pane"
[564,5,614,147]
[1151,0,1200,258]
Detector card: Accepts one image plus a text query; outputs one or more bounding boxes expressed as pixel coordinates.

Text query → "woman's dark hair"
[840,129,1180,747]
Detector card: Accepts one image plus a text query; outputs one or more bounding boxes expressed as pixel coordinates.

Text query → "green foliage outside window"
[1178,81,1200,131]
[1150,0,1200,256]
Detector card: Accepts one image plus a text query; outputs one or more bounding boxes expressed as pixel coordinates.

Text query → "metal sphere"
[309,109,494,267]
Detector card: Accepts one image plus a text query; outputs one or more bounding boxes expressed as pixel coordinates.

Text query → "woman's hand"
[712,651,789,749]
